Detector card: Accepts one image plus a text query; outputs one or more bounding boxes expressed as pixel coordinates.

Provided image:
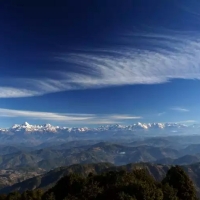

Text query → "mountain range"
[0,142,180,171]
[0,122,195,133]
[1,123,200,196]
[0,139,200,189]
[0,122,199,145]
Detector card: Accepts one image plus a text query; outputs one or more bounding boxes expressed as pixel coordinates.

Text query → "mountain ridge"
[0,122,198,134]
[1,122,198,145]
[2,162,200,195]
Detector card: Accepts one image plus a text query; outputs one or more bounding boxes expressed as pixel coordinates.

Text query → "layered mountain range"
[0,122,198,145]
[0,122,199,134]
[1,134,200,194]
[0,122,200,197]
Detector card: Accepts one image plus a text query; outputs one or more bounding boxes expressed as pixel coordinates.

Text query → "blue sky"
[0,0,200,127]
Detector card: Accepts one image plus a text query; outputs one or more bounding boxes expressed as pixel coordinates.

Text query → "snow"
[0,122,194,135]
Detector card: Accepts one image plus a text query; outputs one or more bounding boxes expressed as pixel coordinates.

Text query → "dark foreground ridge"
[0,162,199,200]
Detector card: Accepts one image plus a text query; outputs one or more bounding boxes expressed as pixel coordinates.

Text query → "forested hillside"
[0,166,197,200]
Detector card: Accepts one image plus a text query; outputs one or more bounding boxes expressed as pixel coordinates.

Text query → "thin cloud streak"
[171,107,189,112]
[166,120,197,124]
[0,108,142,124]
[0,87,40,98]
[158,112,166,116]
[2,32,200,97]
[177,120,197,123]
[110,115,142,120]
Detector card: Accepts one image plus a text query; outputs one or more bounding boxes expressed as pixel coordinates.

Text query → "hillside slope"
[2,162,200,195]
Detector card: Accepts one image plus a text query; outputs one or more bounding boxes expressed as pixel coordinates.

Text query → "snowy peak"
[0,122,199,145]
[43,123,54,128]
[8,122,58,133]
[11,122,32,129]
[11,124,21,129]
[0,122,198,135]
[23,122,30,126]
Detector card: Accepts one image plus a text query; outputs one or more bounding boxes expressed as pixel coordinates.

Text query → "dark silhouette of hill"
[2,161,200,198]
[0,165,198,200]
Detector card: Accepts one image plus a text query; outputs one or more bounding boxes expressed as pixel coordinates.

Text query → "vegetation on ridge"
[0,165,198,200]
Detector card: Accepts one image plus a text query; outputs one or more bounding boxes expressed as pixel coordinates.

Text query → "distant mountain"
[2,141,200,194]
[0,146,21,155]
[155,155,200,165]
[0,163,114,193]
[182,144,200,155]
[0,167,45,189]
[175,155,200,165]
[0,122,199,145]
[129,137,177,148]
[0,142,180,171]
[1,122,194,134]
[0,151,40,169]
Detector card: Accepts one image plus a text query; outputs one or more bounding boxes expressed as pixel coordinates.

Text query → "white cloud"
[0,87,40,98]
[171,107,189,112]
[109,115,142,120]
[158,112,166,116]
[0,108,141,124]
[166,120,197,124]
[177,120,197,123]
[60,37,200,87]
[2,32,200,98]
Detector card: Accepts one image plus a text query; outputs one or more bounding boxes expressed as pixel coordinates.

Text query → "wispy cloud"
[171,107,189,112]
[165,120,197,124]
[110,115,141,120]
[0,108,141,125]
[177,120,197,124]
[166,120,197,124]
[158,112,166,116]
[0,87,40,98]
[2,32,200,98]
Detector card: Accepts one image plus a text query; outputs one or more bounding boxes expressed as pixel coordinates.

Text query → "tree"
[117,192,136,200]
[6,191,21,200]
[81,181,103,200]
[0,194,6,200]
[43,192,55,200]
[162,166,198,200]
[43,174,86,200]
[162,183,178,200]
[63,194,79,200]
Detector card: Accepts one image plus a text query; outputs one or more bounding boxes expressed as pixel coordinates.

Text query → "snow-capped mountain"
[0,122,198,145]
[9,122,59,133]
[0,122,197,134]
